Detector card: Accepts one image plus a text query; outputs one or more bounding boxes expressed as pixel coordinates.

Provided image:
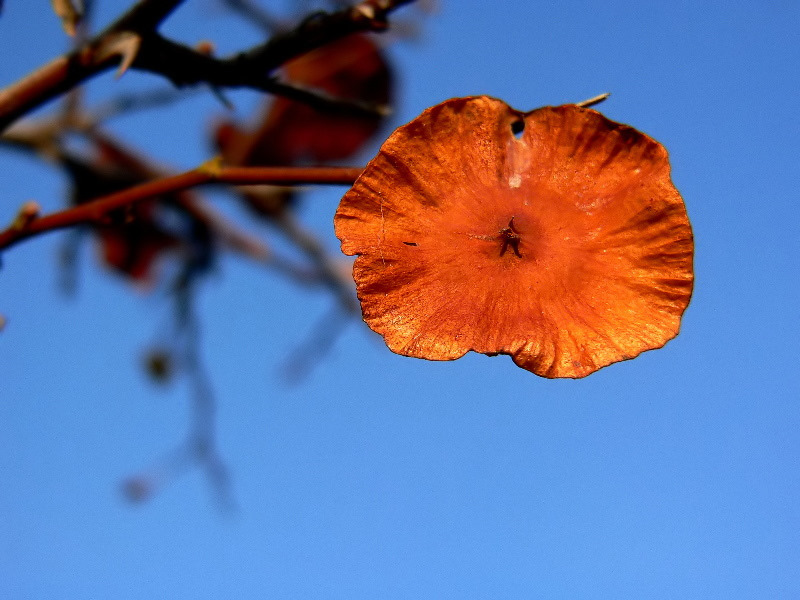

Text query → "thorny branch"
[0,0,186,132]
[0,0,415,504]
[0,0,413,132]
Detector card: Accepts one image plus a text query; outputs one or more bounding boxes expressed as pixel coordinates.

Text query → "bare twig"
[123,254,234,509]
[58,229,83,295]
[90,87,202,123]
[281,305,353,383]
[175,195,271,262]
[0,165,363,251]
[178,284,235,511]
[257,78,391,118]
[0,126,356,290]
[274,210,359,313]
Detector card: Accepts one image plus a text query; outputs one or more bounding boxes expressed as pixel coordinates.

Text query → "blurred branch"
[90,86,202,123]
[0,165,362,252]
[124,279,234,509]
[58,229,84,296]
[221,0,283,33]
[0,0,413,132]
[274,210,359,313]
[256,78,391,118]
[0,124,355,292]
[281,305,353,383]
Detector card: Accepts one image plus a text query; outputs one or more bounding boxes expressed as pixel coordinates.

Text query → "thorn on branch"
[51,0,84,37]
[11,201,41,231]
[575,92,611,109]
[95,31,143,79]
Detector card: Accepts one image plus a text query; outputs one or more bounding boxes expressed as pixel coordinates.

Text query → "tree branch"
[0,0,186,132]
[106,0,186,33]
[0,0,413,132]
[0,165,362,252]
[233,0,416,73]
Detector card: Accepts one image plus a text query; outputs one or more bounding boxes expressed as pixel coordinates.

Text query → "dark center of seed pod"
[498,217,522,258]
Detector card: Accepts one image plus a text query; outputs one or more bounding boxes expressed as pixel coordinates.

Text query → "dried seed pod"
[335,96,693,378]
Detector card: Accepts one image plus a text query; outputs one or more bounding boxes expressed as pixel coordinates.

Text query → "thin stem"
[0,165,363,252]
[274,210,360,312]
[0,52,111,132]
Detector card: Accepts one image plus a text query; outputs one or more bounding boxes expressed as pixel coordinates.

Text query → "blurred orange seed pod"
[334,96,694,378]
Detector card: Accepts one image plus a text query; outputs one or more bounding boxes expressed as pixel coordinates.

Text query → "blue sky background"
[1,1,799,598]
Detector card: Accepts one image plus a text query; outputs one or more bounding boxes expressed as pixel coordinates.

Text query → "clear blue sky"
[1,1,799,598]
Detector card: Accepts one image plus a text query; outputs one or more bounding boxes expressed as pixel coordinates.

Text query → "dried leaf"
[271,33,392,163]
[335,97,694,378]
[95,210,178,281]
[214,34,391,217]
[216,34,391,167]
[51,0,82,36]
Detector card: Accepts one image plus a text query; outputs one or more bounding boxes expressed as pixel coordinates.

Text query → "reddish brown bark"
[0,166,362,251]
